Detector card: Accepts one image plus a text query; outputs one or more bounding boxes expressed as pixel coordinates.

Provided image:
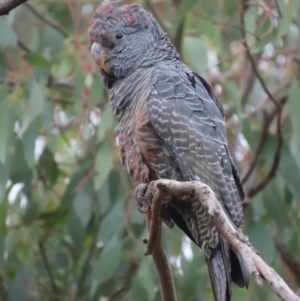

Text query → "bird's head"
[88,0,176,82]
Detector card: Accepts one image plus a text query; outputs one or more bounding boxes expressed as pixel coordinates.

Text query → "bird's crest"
[89,0,149,32]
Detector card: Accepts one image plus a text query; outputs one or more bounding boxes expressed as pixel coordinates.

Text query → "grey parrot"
[89,1,249,300]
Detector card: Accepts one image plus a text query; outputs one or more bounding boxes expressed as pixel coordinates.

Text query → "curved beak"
[91,42,111,74]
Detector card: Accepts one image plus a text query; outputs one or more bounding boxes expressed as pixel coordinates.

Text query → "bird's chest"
[117,101,181,184]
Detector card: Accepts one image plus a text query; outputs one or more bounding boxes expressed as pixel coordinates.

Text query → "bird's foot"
[134,182,174,228]
[134,183,152,214]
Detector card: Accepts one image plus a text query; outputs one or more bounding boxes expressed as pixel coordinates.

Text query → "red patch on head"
[123,12,136,27]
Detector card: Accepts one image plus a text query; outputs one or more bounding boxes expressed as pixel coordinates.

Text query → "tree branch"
[39,235,60,301]
[0,0,28,16]
[247,109,283,198]
[144,179,300,301]
[142,190,177,301]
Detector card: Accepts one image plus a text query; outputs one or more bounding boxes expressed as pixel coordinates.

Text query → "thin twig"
[242,95,286,187]
[107,258,140,300]
[0,0,28,16]
[39,235,60,301]
[241,65,256,107]
[242,110,274,184]
[240,0,281,108]
[24,3,68,37]
[275,238,300,280]
[145,179,300,301]
[144,210,177,301]
[194,12,261,40]
[17,40,31,53]
[144,183,165,255]
[247,109,283,197]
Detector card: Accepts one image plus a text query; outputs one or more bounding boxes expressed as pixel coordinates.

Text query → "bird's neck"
[109,67,154,120]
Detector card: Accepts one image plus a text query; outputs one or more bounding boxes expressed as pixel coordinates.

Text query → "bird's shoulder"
[148,62,227,145]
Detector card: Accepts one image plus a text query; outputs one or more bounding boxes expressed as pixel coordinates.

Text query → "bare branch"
[144,179,300,301]
[145,213,177,301]
[142,189,177,301]
[0,0,28,16]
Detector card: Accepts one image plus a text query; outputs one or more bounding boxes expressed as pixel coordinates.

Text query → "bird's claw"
[134,183,152,213]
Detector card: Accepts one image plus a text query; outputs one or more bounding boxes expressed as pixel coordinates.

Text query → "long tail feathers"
[206,236,249,301]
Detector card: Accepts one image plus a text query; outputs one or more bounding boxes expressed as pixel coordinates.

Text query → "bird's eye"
[115,33,123,39]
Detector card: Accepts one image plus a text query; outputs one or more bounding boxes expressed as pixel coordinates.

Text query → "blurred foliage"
[0,0,300,300]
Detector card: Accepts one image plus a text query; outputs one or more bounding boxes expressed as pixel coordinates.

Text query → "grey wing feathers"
[147,64,244,228]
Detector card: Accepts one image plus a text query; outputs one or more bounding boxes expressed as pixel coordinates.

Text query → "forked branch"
[143,179,300,301]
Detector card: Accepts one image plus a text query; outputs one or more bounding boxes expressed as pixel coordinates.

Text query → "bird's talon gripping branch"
[134,183,151,213]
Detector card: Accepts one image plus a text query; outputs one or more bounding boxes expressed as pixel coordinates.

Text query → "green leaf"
[61,170,85,210]
[23,53,48,66]
[279,145,300,199]
[0,184,12,235]
[17,105,31,138]
[183,37,208,73]
[97,202,123,244]
[0,234,4,270]
[68,212,84,256]
[288,79,300,163]
[91,240,122,285]
[72,65,85,112]
[90,75,104,107]
[0,20,17,46]
[73,190,92,228]
[197,18,222,52]
[37,147,58,186]
[42,26,64,52]
[263,180,290,235]
[0,102,11,163]
[22,122,38,168]
[10,139,33,189]
[137,261,155,299]
[248,221,275,265]
[29,80,45,121]
[224,81,240,115]
[276,0,293,38]
[97,105,115,142]
[244,6,258,48]
[174,0,197,33]
[180,255,205,299]
[8,268,29,301]
[23,201,39,225]
[94,141,113,190]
